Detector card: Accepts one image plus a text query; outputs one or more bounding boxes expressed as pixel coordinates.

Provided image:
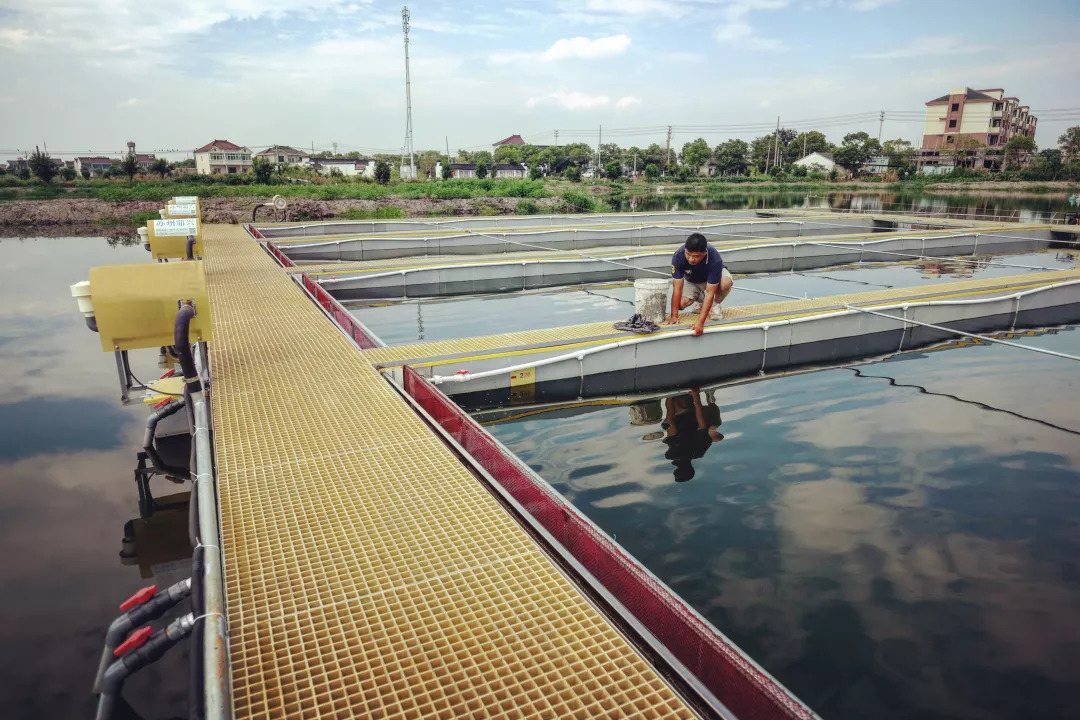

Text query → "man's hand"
[664,312,680,326]
[692,320,705,337]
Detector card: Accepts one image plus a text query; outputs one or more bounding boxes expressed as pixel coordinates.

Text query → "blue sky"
[1,0,1078,161]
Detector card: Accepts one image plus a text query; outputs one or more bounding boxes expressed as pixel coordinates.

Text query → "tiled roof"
[493,134,525,146]
[194,139,244,153]
[927,88,999,104]
[255,145,309,157]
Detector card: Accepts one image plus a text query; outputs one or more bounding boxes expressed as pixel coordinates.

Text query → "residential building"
[921,87,1036,151]
[492,163,527,179]
[313,158,375,178]
[492,134,525,149]
[8,157,30,172]
[125,142,156,172]
[255,145,310,166]
[448,163,478,179]
[793,151,837,173]
[74,156,117,177]
[194,139,253,175]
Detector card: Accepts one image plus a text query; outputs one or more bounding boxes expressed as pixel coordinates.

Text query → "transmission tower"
[402,6,415,180]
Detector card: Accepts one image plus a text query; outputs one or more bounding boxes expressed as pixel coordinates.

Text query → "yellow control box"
[89,261,212,352]
[147,218,203,259]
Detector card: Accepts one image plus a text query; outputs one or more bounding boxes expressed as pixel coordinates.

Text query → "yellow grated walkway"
[201,224,697,719]
[363,268,1080,367]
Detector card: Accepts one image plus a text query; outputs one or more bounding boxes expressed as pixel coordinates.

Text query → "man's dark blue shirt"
[671,246,725,285]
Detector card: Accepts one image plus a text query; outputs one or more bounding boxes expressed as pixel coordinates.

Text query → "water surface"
[0,236,190,719]
[485,328,1080,720]
[350,250,1077,346]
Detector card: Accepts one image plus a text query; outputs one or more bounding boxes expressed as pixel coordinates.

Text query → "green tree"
[598,143,622,166]
[564,143,593,168]
[1059,126,1080,161]
[60,165,77,181]
[566,165,582,182]
[493,145,522,164]
[18,167,30,180]
[528,165,542,181]
[749,134,776,173]
[0,165,6,176]
[374,159,391,184]
[150,157,171,179]
[119,151,139,181]
[714,139,749,176]
[80,166,90,180]
[441,162,452,180]
[475,162,488,179]
[834,132,882,175]
[642,143,665,170]
[519,144,545,167]
[680,138,711,172]
[253,157,274,184]
[29,146,60,183]
[786,131,831,164]
[644,163,659,180]
[603,160,622,181]
[1005,135,1036,167]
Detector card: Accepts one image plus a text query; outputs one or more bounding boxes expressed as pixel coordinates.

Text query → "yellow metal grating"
[201,224,697,719]
[364,268,1080,366]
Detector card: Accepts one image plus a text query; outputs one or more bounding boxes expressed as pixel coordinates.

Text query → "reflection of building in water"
[918,258,978,279]
[660,390,724,483]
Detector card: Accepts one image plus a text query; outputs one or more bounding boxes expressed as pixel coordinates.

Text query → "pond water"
[348,250,1078,346]
[485,327,1080,720]
[0,236,189,719]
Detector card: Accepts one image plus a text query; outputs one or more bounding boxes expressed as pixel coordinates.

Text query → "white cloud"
[118,98,141,108]
[527,92,611,110]
[0,28,32,48]
[490,34,631,66]
[714,0,789,51]
[615,96,642,109]
[855,35,990,60]
[848,0,900,9]
[584,0,686,18]
[539,34,631,61]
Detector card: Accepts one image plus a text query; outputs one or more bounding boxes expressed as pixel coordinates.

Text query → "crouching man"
[665,233,733,336]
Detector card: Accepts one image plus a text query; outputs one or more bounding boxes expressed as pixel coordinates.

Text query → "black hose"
[174,305,200,393]
[143,398,186,450]
[185,235,196,260]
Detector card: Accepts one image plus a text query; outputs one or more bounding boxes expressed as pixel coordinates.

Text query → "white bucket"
[634,278,670,323]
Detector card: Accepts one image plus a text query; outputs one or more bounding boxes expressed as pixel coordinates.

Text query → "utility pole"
[878,110,885,141]
[664,125,672,175]
[597,125,602,170]
[802,133,807,159]
[402,5,415,180]
[554,129,559,147]
[332,141,338,156]
[445,135,450,161]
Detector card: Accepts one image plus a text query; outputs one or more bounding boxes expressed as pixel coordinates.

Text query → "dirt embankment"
[0,196,566,235]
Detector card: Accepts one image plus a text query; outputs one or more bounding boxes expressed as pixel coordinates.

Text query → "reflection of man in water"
[662,389,723,483]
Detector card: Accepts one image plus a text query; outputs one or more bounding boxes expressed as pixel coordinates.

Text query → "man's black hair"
[684,233,708,252]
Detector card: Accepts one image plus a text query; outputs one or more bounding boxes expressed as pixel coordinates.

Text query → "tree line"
[9,126,1080,185]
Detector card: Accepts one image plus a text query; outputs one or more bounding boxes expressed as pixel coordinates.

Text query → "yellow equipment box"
[89,261,212,352]
[147,218,203,260]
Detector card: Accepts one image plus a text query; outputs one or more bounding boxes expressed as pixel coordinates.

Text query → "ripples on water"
[485,328,1080,720]
[350,251,1078,346]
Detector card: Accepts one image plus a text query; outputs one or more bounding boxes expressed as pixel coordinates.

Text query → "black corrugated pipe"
[174,304,200,393]
[185,235,196,260]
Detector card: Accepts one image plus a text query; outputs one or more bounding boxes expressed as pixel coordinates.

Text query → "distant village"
[2,87,1046,182]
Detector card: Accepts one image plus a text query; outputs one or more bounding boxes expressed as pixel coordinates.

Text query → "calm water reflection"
[0,237,189,719]
[352,250,1077,346]
[485,328,1080,720]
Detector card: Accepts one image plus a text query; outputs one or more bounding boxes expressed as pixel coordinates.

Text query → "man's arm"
[668,278,685,323]
[692,283,719,336]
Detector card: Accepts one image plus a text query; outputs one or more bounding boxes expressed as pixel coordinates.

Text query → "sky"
[1,0,1079,162]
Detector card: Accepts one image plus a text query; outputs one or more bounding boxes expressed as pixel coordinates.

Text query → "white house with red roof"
[194,139,253,175]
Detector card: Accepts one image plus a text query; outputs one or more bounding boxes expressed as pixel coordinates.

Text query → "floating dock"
[88,207,1079,720]
[204,223,819,719]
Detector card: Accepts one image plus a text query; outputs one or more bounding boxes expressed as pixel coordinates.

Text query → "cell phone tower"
[402,5,416,180]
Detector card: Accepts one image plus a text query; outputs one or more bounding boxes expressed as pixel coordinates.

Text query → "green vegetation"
[515,199,539,214]
[29,147,59,184]
[338,206,406,220]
